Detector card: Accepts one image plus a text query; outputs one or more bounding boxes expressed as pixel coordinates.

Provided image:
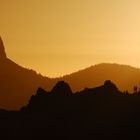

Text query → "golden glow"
[1,0,140,77]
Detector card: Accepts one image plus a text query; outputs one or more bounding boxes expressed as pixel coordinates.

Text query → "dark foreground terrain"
[1,80,140,139]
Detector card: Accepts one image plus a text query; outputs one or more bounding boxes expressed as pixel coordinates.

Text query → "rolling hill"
[61,63,140,93]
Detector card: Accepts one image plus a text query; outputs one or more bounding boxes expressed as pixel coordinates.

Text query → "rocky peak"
[51,81,73,95]
[104,80,118,91]
[0,37,7,60]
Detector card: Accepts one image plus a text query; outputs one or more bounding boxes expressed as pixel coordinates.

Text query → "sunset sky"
[1,0,140,77]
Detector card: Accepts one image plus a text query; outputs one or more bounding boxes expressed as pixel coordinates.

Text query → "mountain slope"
[0,37,57,110]
[60,63,140,92]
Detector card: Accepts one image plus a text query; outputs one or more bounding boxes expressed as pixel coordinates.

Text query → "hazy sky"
[1,0,140,77]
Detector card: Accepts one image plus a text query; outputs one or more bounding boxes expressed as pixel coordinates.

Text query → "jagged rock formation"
[51,81,72,95]
[23,80,121,112]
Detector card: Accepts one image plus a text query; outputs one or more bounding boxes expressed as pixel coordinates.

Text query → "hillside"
[0,37,57,109]
[61,63,140,92]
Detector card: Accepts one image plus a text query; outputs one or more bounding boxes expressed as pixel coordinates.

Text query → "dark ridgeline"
[2,35,140,110]
[1,80,140,139]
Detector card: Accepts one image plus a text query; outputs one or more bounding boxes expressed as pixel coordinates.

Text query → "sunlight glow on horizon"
[1,0,140,77]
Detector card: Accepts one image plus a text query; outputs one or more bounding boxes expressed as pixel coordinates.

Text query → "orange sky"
[1,0,140,77]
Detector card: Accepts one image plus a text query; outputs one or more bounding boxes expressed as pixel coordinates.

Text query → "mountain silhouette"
[1,37,140,110]
[0,37,57,110]
[1,81,140,138]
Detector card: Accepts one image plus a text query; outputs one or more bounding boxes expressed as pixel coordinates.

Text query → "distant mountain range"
[1,37,140,110]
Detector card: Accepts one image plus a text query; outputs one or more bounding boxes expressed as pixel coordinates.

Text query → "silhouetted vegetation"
[1,80,140,139]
